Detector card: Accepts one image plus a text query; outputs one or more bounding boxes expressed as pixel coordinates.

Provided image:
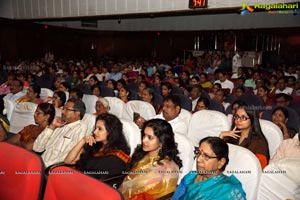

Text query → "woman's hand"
[135,116,146,129]
[219,127,241,139]
[278,122,290,139]
[43,96,52,103]
[84,135,96,146]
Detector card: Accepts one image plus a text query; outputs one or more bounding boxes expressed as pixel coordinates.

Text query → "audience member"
[6,103,55,150]
[194,97,210,112]
[94,97,110,116]
[220,106,269,169]
[161,82,172,98]
[275,77,293,95]
[17,84,43,104]
[190,85,202,111]
[270,133,300,163]
[65,113,130,187]
[69,87,83,99]
[172,136,246,200]
[257,86,272,106]
[136,95,188,135]
[33,98,91,167]
[214,71,234,93]
[3,79,25,102]
[91,84,102,98]
[120,119,182,199]
[118,86,130,103]
[214,89,230,111]
[272,106,296,139]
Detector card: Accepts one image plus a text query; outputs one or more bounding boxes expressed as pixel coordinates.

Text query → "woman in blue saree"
[173,137,246,200]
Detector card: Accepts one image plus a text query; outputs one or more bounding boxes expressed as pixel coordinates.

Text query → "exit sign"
[189,0,207,8]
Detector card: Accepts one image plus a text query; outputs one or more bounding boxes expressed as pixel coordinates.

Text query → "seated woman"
[91,84,102,98]
[88,75,99,89]
[120,119,182,199]
[17,84,43,104]
[93,97,110,116]
[137,80,148,100]
[194,97,210,113]
[6,103,55,150]
[272,106,296,139]
[118,85,130,103]
[173,137,246,200]
[44,90,66,117]
[64,113,130,188]
[141,87,161,114]
[161,82,172,98]
[220,105,270,169]
[257,85,273,106]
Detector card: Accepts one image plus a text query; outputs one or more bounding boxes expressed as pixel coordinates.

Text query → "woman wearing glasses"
[6,103,55,150]
[220,105,269,169]
[173,137,246,200]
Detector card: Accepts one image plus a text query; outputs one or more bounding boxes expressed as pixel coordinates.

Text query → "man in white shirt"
[33,98,91,167]
[275,77,293,95]
[214,71,234,93]
[232,50,242,74]
[270,133,300,163]
[3,79,25,102]
[136,95,188,135]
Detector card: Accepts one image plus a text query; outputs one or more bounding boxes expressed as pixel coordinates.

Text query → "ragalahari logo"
[240,2,299,15]
[240,2,254,15]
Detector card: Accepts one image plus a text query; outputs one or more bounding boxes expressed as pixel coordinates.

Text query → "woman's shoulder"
[158,158,180,171]
[19,124,38,133]
[95,150,130,164]
[221,174,246,199]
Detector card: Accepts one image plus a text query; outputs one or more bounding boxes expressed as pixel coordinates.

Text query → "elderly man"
[33,98,91,167]
[136,95,188,135]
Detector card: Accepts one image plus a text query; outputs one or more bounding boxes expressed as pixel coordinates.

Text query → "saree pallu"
[120,157,179,199]
[172,172,246,200]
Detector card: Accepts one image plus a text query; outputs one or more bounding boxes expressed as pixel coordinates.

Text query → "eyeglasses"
[194,149,218,161]
[233,115,250,121]
[62,107,76,112]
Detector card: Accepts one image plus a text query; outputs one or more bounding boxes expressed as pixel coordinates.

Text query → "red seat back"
[44,166,124,200]
[0,142,44,200]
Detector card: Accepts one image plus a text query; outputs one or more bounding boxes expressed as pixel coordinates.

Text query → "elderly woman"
[141,87,161,114]
[173,137,246,200]
[93,97,110,116]
[120,119,182,199]
[220,105,269,169]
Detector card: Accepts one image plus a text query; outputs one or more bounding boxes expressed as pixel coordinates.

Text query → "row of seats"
[3,98,283,166]
[1,140,299,200]
[0,142,124,200]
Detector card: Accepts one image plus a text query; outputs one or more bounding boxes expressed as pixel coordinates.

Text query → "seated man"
[33,98,92,167]
[136,95,188,135]
[3,79,25,102]
[270,133,300,163]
